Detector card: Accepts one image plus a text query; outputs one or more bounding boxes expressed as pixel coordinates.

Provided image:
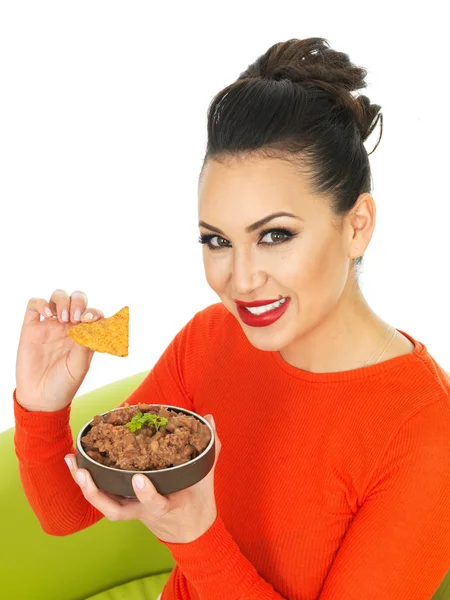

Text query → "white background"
[1,2,448,433]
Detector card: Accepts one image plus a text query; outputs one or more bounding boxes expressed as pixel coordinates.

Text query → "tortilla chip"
[67,306,129,357]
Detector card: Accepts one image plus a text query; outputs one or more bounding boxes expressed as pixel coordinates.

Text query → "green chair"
[1,372,449,599]
[0,371,174,600]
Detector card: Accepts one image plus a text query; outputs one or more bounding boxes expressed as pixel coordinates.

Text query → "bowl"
[75,405,215,498]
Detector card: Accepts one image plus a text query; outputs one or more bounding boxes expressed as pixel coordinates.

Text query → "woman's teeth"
[245,298,286,316]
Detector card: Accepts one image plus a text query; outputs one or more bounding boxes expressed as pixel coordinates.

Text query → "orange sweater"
[13,303,450,600]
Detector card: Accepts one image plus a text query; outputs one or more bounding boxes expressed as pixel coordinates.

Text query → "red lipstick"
[234,298,281,308]
[235,297,290,328]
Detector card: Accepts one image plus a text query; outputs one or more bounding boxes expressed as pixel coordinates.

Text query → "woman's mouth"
[235,297,290,328]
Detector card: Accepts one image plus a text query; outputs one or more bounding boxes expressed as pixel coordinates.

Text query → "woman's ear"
[347,193,376,259]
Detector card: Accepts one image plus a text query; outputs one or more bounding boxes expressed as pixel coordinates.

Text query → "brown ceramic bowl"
[75,405,215,498]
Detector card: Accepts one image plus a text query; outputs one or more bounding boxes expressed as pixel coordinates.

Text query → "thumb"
[67,344,95,380]
[204,414,221,462]
[132,474,167,511]
[204,414,216,430]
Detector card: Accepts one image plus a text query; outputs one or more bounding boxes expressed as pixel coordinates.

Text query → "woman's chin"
[241,326,291,353]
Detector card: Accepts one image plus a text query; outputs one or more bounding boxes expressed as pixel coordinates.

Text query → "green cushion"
[85,573,169,600]
[433,570,450,600]
[0,371,175,600]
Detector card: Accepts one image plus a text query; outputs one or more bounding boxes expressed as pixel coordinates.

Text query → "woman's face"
[198,156,364,352]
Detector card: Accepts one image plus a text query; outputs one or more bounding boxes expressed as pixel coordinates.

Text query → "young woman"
[13,38,450,600]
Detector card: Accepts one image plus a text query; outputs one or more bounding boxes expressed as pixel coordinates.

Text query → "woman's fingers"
[47,289,103,324]
[23,290,104,328]
[49,289,71,323]
[64,454,78,475]
[69,291,88,323]
[69,292,104,323]
[63,455,141,521]
[81,308,104,322]
[23,297,55,325]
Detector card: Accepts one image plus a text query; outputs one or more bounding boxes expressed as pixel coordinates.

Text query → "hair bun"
[239,37,382,149]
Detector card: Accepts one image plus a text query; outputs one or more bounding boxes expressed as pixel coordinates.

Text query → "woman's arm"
[161,516,288,599]
[13,353,194,536]
[13,392,103,535]
[14,305,226,536]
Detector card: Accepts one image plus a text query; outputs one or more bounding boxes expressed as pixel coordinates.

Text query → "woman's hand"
[16,289,104,412]
[64,415,221,544]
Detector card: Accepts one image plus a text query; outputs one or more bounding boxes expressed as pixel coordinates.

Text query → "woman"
[13,38,450,600]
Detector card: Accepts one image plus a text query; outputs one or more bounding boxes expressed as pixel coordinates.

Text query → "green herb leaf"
[125,411,168,433]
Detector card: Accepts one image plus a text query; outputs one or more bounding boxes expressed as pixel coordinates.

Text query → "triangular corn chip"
[68,306,129,357]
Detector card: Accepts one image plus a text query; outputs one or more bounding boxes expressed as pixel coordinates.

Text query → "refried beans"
[80,403,211,471]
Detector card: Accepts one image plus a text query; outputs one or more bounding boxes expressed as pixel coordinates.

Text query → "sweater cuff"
[160,515,259,596]
[13,389,74,465]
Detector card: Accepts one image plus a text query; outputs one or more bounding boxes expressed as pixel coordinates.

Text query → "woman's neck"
[279,284,395,374]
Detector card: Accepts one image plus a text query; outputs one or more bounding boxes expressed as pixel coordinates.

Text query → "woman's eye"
[198,228,297,250]
[260,230,288,244]
[210,236,228,248]
[198,234,229,249]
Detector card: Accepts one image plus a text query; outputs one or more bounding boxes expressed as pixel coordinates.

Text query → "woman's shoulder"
[189,302,230,335]
[380,329,450,417]
[177,302,232,354]
[194,301,229,321]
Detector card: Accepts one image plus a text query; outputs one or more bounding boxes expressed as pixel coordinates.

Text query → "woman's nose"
[231,250,266,295]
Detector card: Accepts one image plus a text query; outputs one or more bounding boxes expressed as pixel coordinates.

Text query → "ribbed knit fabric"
[13,302,450,600]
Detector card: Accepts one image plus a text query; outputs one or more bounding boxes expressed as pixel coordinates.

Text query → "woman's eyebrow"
[198,211,303,235]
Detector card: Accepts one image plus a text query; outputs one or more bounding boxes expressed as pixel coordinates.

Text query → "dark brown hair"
[201,37,383,268]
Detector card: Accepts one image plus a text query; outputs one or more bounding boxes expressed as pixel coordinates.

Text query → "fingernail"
[76,471,85,486]
[208,414,215,429]
[73,309,81,321]
[62,309,69,322]
[134,475,145,489]
[84,312,93,320]
[64,457,72,471]
[45,307,53,317]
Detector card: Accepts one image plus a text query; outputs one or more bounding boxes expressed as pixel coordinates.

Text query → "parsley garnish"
[125,412,168,433]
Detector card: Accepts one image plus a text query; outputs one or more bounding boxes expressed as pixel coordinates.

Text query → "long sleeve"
[317,398,450,600]
[13,305,225,537]
[13,393,104,535]
[160,516,288,599]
